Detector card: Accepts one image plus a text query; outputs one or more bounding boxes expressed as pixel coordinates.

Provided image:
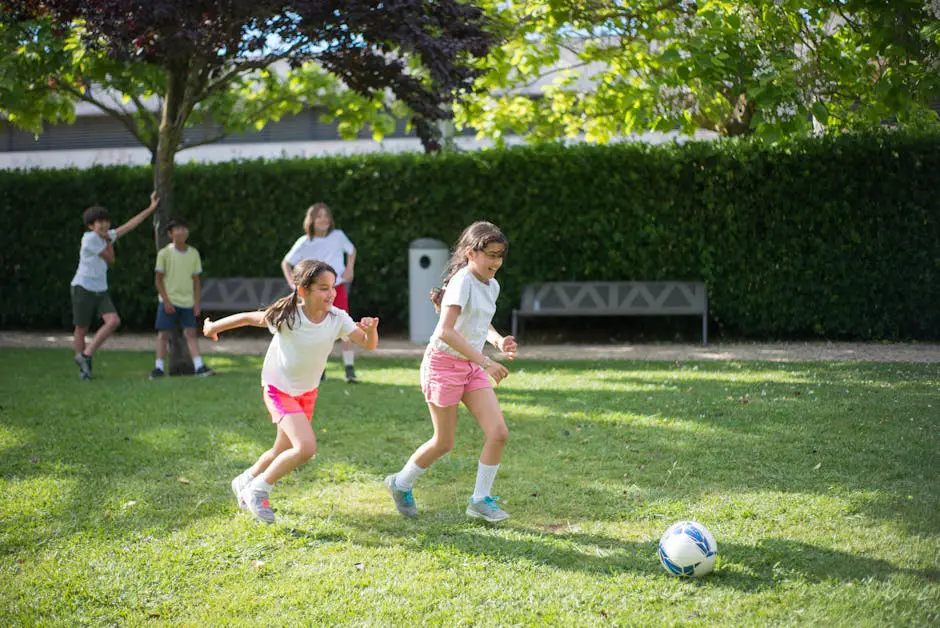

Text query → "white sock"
[193,355,204,369]
[249,477,273,493]
[472,461,500,501]
[342,350,355,367]
[239,470,255,482]
[395,459,427,490]
[155,359,165,371]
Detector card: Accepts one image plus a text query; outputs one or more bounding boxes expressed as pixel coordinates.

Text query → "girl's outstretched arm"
[348,317,379,351]
[203,311,267,341]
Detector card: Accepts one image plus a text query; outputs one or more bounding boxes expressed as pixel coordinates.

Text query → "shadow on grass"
[280,512,937,591]
[1,349,936,557]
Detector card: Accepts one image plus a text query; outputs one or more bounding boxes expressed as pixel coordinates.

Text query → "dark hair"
[430,221,508,309]
[82,206,109,226]
[264,259,337,331]
[303,202,334,238]
[166,218,188,234]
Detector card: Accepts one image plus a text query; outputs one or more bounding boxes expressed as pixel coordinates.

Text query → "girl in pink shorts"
[203,259,379,524]
[386,222,518,523]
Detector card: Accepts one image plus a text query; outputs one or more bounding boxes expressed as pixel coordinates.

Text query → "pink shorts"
[420,347,492,407]
[263,385,318,423]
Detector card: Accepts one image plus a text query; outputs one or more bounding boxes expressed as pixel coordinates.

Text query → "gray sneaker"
[466,496,510,523]
[240,485,275,523]
[231,474,251,511]
[74,353,93,380]
[384,474,418,518]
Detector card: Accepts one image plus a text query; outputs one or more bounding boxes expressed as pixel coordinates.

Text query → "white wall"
[0,130,717,171]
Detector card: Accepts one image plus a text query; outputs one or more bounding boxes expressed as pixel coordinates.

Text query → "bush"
[1,130,937,339]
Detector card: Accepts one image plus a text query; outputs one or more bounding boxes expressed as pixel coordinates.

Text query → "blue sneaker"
[385,474,418,518]
[466,496,510,523]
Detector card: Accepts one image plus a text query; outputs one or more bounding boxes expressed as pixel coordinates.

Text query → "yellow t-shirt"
[155,244,202,307]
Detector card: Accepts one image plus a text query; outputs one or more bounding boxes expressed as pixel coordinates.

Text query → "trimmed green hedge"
[1,130,937,339]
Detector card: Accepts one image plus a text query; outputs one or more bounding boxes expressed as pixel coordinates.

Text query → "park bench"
[200,278,292,312]
[511,281,709,345]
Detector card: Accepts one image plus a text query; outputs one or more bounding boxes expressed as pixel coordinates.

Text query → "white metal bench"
[200,278,292,311]
[511,281,709,345]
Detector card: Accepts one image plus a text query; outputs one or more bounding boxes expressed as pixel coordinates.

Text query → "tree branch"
[199,41,311,102]
[54,80,152,149]
[834,6,865,36]
[518,60,593,90]
[178,96,304,151]
[127,91,159,139]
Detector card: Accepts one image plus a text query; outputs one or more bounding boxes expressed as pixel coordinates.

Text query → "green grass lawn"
[0,348,937,625]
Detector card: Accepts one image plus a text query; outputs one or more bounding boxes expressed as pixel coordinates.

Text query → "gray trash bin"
[409,238,449,343]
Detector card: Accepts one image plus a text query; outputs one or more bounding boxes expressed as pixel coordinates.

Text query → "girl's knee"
[297,441,317,462]
[431,436,455,455]
[487,423,509,445]
[106,314,121,328]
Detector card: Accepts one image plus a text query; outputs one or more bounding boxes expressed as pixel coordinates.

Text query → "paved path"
[1,331,937,363]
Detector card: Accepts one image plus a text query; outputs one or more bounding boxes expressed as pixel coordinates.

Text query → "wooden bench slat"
[513,281,708,345]
[201,278,292,311]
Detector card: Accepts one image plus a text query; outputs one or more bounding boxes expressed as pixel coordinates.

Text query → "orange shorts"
[262,385,318,423]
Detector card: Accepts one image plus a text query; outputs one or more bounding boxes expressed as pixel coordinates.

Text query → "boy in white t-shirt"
[69,192,159,380]
[203,259,379,524]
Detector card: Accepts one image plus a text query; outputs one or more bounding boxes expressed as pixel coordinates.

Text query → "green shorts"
[71,285,117,328]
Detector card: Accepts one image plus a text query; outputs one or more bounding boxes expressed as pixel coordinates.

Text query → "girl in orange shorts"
[203,259,379,523]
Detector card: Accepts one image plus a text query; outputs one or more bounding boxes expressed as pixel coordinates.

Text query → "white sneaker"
[231,474,251,511]
[240,485,276,523]
[466,496,510,523]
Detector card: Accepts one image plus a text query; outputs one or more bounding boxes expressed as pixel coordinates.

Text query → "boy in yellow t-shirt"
[151,218,213,378]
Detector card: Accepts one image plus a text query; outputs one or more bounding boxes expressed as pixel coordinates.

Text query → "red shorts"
[333,283,349,311]
[420,347,492,407]
[263,385,318,424]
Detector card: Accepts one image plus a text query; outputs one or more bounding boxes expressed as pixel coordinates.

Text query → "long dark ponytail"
[265,259,337,331]
[430,221,508,310]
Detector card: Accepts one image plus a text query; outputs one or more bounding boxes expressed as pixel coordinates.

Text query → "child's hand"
[357,317,379,332]
[148,192,159,210]
[483,358,509,385]
[498,335,518,360]
[203,318,219,341]
[429,288,443,314]
[163,301,176,314]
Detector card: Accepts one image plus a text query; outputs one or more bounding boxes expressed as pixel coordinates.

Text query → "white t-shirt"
[283,230,355,286]
[71,228,119,292]
[261,306,357,395]
[431,266,499,358]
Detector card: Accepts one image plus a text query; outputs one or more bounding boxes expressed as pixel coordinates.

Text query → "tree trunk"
[723,93,756,136]
[154,67,194,376]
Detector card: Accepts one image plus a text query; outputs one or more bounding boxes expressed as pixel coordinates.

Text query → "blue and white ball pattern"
[658,521,718,577]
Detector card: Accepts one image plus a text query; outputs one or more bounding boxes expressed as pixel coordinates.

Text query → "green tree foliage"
[0,1,498,229]
[455,0,940,143]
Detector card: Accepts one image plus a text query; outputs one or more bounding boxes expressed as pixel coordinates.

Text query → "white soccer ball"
[658,520,718,577]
